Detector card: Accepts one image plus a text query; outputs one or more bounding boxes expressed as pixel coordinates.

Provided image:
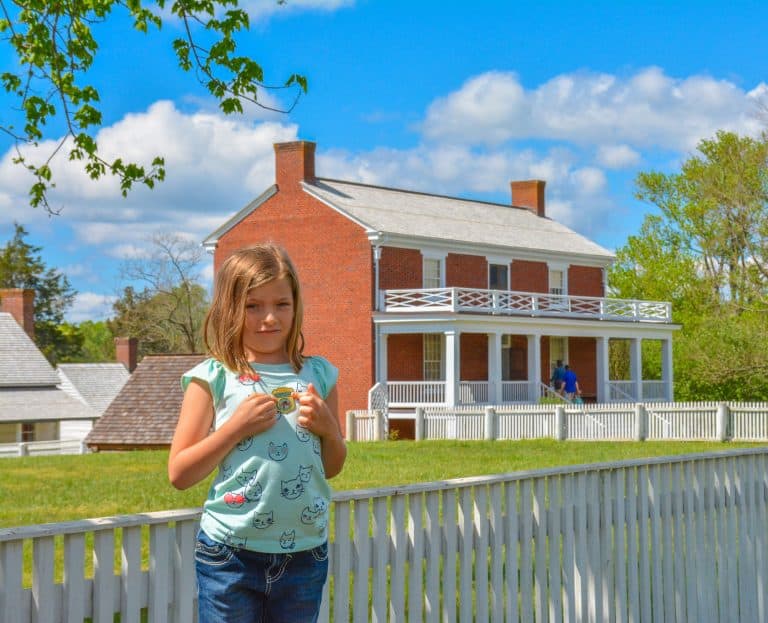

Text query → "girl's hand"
[230,392,279,438]
[294,383,340,440]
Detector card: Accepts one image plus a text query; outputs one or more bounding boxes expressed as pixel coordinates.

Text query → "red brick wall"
[214,176,373,428]
[379,247,422,290]
[510,260,548,292]
[0,288,35,338]
[569,266,604,297]
[446,254,487,288]
[387,334,423,380]
[568,337,597,397]
[461,333,487,380]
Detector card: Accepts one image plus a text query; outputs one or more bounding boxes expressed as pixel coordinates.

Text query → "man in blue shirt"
[563,365,581,401]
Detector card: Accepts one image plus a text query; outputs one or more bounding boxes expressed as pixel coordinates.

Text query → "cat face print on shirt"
[268,441,289,461]
[252,510,275,529]
[280,530,296,550]
[280,474,305,500]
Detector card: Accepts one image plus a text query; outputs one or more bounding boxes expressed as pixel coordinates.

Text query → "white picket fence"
[2,448,768,622]
[0,439,89,458]
[347,402,768,442]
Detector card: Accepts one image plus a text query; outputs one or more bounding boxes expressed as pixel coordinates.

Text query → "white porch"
[373,288,679,410]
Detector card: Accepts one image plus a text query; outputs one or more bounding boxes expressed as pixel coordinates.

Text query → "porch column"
[488,332,503,404]
[445,330,460,407]
[376,330,388,383]
[596,336,610,403]
[526,334,541,402]
[629,338,643,401]
[661,338,674,401]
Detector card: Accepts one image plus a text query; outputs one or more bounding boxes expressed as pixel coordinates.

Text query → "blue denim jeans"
[195,530,328,623]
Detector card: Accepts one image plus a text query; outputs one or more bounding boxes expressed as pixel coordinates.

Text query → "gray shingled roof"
[57,363,130,415]
[0,388,98,423]
[303,178,614,260]
[85,354,206,449]
[0,313,59,387]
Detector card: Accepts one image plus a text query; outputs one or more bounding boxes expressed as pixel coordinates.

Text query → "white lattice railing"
[383,287,672,322]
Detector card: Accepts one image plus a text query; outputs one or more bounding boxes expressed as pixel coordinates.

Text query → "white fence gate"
[2,448,768,622]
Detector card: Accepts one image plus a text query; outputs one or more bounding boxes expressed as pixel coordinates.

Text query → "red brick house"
[203,141,678,429]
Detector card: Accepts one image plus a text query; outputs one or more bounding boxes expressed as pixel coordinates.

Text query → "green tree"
[109,233,209,355]
[0,222,81,362]
[60,320,115,362]
[610,131,768,400]
[109,283,208,357]
[0,0,306,214]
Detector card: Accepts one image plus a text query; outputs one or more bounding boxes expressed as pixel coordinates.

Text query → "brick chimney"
[511,180,546,217]
[0,288,35,339]
[274,141,316,191]
[115,337,138,372]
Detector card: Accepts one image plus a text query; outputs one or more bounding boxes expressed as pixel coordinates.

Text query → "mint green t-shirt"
[181,356,338,554]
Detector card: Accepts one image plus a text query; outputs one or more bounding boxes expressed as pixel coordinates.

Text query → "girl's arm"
[168,379,278,489]
[295,384,347,479]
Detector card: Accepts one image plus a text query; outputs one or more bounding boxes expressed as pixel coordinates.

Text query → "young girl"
[168,244,347,623]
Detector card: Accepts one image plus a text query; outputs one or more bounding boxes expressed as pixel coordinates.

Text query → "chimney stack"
[0,288,35,339]
[115,337,138,372]
[511,180,546,217]
[274,141,316,191]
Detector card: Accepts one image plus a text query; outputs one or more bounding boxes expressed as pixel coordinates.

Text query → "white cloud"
[243,0,354,20]
[67,291,116,323]
[0,100,300,259]
[597,144,641,169]
[422,67,766,151]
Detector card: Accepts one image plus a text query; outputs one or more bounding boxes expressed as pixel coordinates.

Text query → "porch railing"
[383,287,672,322]
[3,449,768,622]
[386,380,671,407]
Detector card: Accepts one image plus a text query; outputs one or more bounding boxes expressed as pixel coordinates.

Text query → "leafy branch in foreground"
[0,0,306,214]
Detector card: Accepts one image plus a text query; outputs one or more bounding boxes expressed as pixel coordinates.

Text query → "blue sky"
[1,0,766,322]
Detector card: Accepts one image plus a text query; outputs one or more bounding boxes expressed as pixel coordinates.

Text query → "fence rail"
[0,439,89,458]
[2,449,768,622]
[347,401,768,443]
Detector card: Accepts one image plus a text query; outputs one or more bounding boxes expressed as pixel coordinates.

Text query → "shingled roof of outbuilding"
[85,353,206,450]
[57,363,130,415]
[0,312,60,387]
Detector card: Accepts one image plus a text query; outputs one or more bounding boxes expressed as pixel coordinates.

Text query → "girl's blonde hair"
[204,243,305,375]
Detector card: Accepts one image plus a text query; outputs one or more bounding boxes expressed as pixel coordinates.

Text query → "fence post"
[345,411,356,442]
[18,442,28,457]
[554,406,567,441]
[634,403,647,441]
[716,402,731,441]
[484,407,497,441]
[373,409,385,441]
[415,407,425,441]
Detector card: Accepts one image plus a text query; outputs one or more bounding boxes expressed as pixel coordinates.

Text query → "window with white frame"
[489,263,509,290]
[423,334,443,380]
[549,269,565,295]
[423,258,442,289]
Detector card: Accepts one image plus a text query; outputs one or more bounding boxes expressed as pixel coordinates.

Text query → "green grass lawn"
[1,439,760,528]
